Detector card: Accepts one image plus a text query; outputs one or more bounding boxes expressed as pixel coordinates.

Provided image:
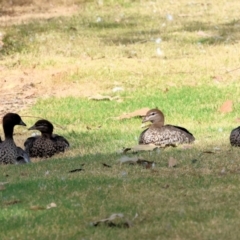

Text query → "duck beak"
[28,125,36,130]
[142,116,149,123]
[19,120,27,126]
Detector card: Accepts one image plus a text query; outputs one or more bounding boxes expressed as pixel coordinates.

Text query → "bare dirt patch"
[0,5,80,26]
[0,3,97,118]
[0,65,100,117]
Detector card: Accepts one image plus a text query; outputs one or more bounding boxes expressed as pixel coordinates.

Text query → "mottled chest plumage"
[0,139,19,164]
[31,137,56,157]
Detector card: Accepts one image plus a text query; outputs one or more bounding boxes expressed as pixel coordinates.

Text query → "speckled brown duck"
[230,126,240,146]
[139,108,195,147]
[24,119,69,158]
[0,113,30,164]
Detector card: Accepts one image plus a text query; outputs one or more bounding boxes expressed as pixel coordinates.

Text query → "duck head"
[3,113,26,127]
[142,108,165,126]
[28,119,54,136]
[2,113,26,139]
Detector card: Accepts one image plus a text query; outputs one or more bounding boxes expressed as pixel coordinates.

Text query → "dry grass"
[1,0,240,96]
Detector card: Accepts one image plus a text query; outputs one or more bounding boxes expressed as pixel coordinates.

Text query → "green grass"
[1,0,240,239]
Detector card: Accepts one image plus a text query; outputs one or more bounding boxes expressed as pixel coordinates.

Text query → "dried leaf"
[119,156,139,164]
[88,94,120,101]
[182,144,193,149]
[0,182,8,185]
[116,108,150,120]
[178,13,202,17]
[220,168,226,175]
[202,151,215,154]
[118,144,158,153]
[88,94,112,101]
[132,144,158,152]
[4,200,21,206]
[92,213,133,228]
[86,125,102,130]
[197,31,212,37]
[211,75,223,82]
[122,147,132,153]
[116,98,123,103]
[168,157,177,168]
[69,168,84,173]
[116,147,132,154]
[219,100,233,113]
[112,87,124,92]
[118,156,154,169]
[163,88,169,93]
[30,205,46,210]
[46,202,57,209]
[137,159,155,169]
[20,172,28,176]
[192,159,198,164]
[102,163,111,168]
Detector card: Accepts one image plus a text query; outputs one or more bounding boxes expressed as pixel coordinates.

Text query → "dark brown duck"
[230,126,240,146]
[139,108,195,147]
[24,119,69,158]
[0,113,30,164]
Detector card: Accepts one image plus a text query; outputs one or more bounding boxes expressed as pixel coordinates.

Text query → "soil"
[0,4,97,118]
[0,65,100,117]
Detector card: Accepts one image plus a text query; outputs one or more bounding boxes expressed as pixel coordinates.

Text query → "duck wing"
[16,147,31,164]
[166,125,195,140]
[52,134,70,152]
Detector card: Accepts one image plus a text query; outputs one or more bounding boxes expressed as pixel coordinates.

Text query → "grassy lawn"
[1,0,240,239]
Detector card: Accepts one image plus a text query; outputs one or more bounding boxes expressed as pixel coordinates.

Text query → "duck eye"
[150,112,156,116]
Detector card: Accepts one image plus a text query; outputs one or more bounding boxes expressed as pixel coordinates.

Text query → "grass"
[1,0,240,239]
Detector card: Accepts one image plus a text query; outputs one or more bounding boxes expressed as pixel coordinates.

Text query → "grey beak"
[28,125,36,131]
[19,119,27,126]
